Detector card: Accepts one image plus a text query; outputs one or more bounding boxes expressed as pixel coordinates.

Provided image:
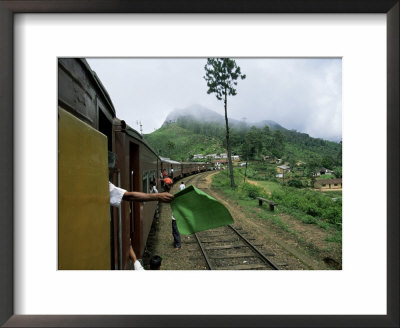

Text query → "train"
[58,58,211,270]
[160,157,208,181]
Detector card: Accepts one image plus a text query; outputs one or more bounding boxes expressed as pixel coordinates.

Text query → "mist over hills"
[163,104,285,131]
[145,104,341,165]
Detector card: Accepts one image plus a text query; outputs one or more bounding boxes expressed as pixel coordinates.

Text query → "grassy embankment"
[212,168,342,246]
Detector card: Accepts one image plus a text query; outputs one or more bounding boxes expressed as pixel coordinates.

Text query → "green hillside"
[143,123,225,161]
[144,117,342,173]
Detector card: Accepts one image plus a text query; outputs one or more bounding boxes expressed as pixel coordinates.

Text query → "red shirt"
[163,177,173,185]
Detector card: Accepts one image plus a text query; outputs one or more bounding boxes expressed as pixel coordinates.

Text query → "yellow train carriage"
[58,108,110,270]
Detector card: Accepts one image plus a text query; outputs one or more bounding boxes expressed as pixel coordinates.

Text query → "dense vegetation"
[144,122,225,161]
[145,116,342,172]
[212,168,342,242]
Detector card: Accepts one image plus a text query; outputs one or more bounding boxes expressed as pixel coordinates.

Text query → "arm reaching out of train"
[129,245,145,270]
[110,182,173,206]
[123,191,174,203]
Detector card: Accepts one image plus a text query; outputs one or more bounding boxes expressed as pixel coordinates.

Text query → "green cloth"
[171,185,234,235]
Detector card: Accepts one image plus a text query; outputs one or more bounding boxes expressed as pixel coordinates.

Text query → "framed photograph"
[1,1,398,327]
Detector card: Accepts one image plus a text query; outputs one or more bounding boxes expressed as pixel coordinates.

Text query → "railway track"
[177,170,211,190]
[176,171,279,270]
[194,225,279,270]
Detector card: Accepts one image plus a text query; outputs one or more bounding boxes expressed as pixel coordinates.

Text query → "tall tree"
[204,58,246,189]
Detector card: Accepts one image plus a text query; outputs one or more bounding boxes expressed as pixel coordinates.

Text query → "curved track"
[177,171,279,270]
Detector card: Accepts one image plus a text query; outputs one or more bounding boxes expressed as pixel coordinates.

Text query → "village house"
[313,167,334,177]
[193,154,204,159]
[207,153,239,161]
[276,165,290,174]
[314,178,342,190]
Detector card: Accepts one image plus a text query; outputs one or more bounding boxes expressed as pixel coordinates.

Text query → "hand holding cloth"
[171,185,234,235]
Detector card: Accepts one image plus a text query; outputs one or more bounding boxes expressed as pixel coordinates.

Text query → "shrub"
[244,167,257,179]
[241,183,263,199]
[287,179,303,188]
[306,204,319,217]
[271,187,342,230]
[301,215,317,224]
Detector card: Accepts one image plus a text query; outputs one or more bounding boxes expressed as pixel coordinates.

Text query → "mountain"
[145,104,341,166]
[164,105,228,125]
[144,122,225,162]
[253,120,285,131]
[163,104,284,131]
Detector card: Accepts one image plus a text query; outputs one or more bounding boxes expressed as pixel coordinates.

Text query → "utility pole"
[136,120,143,135]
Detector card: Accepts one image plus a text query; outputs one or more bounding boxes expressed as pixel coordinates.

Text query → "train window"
[98,108,112,151]
[149,170,157,192]
[142,171,149,193]
[150,170,156,182]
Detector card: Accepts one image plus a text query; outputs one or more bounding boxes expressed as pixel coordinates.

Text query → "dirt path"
[143,171,341,270]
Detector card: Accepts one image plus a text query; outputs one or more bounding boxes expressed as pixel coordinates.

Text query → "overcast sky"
[86,58,342,142]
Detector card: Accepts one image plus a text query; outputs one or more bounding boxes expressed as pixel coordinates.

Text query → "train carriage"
[58,58,209,270]
[113,120,161,268]
[181,162,195,176]
[58,58,116,270]
[180,162,191,177]
[160,157,182,181]
[58,58,160,270]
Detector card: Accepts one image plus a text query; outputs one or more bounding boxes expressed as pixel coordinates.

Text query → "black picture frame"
[0,1,398,327]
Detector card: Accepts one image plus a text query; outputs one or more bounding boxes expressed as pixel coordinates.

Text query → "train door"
[98,106,113,152]
[58,107,110,269]
[98,105,115,269]
[129,142,140,255]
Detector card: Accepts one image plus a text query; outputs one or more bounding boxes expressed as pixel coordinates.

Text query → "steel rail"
[179,170,205,186]
[228,225,279,270]
[194,233,213,270]
[187,171,279,270]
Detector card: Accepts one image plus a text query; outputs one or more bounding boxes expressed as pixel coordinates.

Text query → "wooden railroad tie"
[256,197,277,211]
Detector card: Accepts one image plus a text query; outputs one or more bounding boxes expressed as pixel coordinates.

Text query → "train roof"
[180,162,208,165]
[159,157,181,164]
[123,122,160,159]
[79,59,116,117]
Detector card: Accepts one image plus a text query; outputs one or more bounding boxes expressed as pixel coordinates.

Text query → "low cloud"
[87,58,341,141]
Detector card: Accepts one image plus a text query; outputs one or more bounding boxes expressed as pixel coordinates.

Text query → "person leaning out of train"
[162,177,173,192]
[109,182,173,206]
[150,181,158,193]
[129,245,145,270]
[129,248,162,270]
[108,151,172,205]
